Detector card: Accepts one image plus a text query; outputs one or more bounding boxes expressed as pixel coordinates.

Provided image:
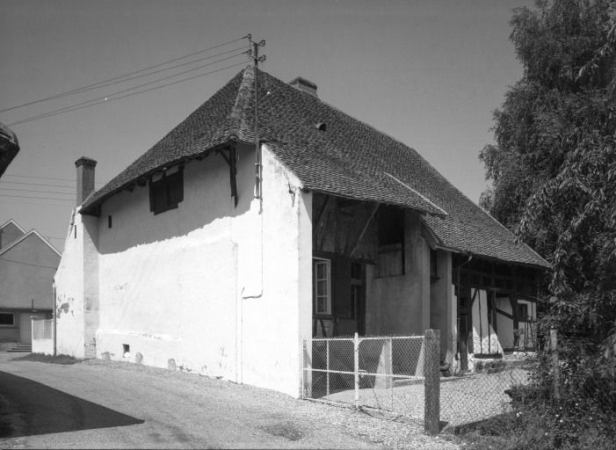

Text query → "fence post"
[424,329,441,435]
[302,339,312,399]
[354,332,359,410]
[551,329,560,400]
[389,336,394,410]
[326,339,330,397]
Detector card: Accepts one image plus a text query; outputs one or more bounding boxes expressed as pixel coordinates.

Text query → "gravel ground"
[0,354,460,449]
[324,368,529,430]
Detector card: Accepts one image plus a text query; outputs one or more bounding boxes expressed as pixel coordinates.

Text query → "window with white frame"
[0,313,15,326]
[313,258,332,315]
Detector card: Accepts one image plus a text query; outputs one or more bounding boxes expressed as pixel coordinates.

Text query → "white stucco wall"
[239,144,312,396]
[55,143,311,397]
[55,210,86,358]
[471,288,503,355]
[366,211,431,337]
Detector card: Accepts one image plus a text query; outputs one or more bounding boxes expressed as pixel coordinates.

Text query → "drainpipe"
[53,282,57,356]
[456,253,473,371]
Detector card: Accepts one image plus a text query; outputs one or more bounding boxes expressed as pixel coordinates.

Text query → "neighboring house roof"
[0,229,62,259]
[0,219,27,250]
[81,67,549,269]
[1,219,26,234]
[0,122,19,178]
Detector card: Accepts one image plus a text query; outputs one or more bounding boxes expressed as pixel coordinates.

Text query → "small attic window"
[316,122,327,131]
[149,165,184,215]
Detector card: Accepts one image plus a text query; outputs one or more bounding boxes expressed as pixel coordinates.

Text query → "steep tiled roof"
[81,67,548,268]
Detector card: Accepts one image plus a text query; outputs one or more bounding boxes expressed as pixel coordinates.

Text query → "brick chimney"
[289,77,318,97]
[75,157,97,205]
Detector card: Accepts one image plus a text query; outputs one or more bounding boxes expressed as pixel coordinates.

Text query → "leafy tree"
[481,0,616,373]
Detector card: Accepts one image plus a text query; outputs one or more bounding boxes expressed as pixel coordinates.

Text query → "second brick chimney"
[75,157,97,205]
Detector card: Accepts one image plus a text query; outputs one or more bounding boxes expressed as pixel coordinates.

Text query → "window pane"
[316,262,325,279]
[317,280,326,296]
[0,313,14,325]
[317,297,326,314]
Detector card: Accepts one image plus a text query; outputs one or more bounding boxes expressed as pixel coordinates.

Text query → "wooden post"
[424,329,441,435]
[551,329,560,400]
[354,332,360,410]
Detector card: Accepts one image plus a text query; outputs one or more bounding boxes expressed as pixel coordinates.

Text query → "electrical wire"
[9,57,248,126]
[1,180,75,189]
[4,174,74,182]
[0,257,58,270]
[12,52,246,125]
[0,194,74,202]
[53,46,246,97]
[3,174,103,185]
[0,187,73,196]
[0,35,249,114]
[0,198,76,207]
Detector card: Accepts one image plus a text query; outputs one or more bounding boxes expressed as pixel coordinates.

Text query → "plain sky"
[0,0,534,251]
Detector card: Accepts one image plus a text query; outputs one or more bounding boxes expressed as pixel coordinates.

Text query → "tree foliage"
[481,0,616,372]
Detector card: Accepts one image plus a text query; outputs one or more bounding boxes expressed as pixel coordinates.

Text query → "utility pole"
[247,35,266,200]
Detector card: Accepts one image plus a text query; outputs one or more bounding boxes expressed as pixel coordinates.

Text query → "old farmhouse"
[54,68,548,397]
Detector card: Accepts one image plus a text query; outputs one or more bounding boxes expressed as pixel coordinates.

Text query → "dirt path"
[0,354,459,449]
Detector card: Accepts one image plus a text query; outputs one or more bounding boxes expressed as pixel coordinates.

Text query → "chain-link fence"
[440,358,532,428]
[303,330,537,433]
[302,334,428,423]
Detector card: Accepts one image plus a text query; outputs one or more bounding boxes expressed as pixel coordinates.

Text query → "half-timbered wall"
[454,255,540,359]
[312,194,432,338]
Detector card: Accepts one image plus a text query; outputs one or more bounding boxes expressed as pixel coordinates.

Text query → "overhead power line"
[0,257,58,270]
[9,57,249,126]
[1,180,75,189]
[4,174,103,185]
[4,174,75,182]
[0,198,76,208]
[0,193,75,202]
[0,35,249,114]
[9,56,245,126]
[0,187,73,196]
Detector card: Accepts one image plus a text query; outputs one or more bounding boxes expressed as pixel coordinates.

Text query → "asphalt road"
[0,353,459,449]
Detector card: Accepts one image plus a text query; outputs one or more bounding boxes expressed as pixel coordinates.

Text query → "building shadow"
[0,371,144,438]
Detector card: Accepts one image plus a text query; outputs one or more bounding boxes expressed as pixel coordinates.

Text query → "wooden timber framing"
[349,203,379,258]
[453,254,543,368]
[312,193,379,261]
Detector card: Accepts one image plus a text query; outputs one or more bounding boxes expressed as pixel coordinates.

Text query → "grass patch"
[13,353,81,365]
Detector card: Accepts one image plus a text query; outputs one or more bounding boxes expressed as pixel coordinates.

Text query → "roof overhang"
[0,122,19,178]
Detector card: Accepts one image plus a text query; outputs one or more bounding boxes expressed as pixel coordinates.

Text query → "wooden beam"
[218,149,230,166]
[229,146,238,207]
[216,147,238,207]
[496,308,513,320]
[349,203,379,258]
[314,195,330,231]
[314,195,331,251]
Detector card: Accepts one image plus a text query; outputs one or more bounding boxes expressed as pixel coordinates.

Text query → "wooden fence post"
[424,329,441,435]
[551,329,560,401]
